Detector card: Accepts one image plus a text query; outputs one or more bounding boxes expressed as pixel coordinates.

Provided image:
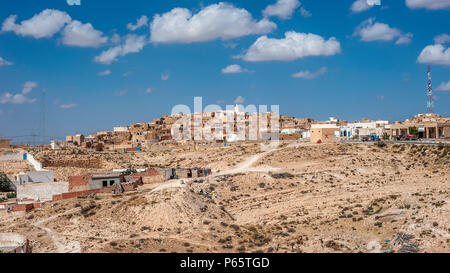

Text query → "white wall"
[25,153,42,171]
[17,182,69,202]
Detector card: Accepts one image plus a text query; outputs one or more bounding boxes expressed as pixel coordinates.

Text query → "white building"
[50,140,63,150]
[341,121,390,138]
[114,126,129,132]
[16,170,54,185]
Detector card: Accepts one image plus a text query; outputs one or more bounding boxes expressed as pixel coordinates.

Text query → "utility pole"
[31,134,37,146]
[42,89,46,145]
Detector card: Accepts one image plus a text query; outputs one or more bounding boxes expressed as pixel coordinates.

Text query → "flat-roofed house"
[310,124,340,143]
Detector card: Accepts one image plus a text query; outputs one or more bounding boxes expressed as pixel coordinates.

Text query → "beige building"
[310,125,340,143]
[66,134,84,146]
[390,122,450,139]
[0,139,11,149]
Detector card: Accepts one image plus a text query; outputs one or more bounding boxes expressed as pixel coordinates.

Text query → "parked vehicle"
[401,134,418,141]
[360,134,379,142]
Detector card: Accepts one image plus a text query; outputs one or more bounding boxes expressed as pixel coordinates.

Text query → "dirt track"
[1,142,449,253]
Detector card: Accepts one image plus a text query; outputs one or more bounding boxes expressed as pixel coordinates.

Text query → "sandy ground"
[0,142,448,253]
[31,143,262,181]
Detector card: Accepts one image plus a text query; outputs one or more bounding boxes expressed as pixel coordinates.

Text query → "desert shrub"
[375,141,386,148]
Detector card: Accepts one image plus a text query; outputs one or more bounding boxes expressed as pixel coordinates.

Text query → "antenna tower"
[427,65,434,113]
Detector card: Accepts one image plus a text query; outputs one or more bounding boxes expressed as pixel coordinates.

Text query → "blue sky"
[0,0,449,143]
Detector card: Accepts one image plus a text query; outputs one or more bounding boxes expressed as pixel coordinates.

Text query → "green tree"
[0,173,12,192]
[409,127,419,136]
[122,167,137,176]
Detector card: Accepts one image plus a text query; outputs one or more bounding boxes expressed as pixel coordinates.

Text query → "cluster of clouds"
[417,32,450,92]
[150,2,276,43]
[0,9,149,66]
[0,1,320,66]
[405,0,450,10]
[418,44,450,65]
[353,18,412,45]
[417,33,450,66]
[0,2,328,69]
[242,31,341,62]
[0,81,37,105]
[1,9,107,48]
[94,34,146,65]
[1,0,449,105]
[351,0,450,13]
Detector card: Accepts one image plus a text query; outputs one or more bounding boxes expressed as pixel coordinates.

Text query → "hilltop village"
[1,110,449,253]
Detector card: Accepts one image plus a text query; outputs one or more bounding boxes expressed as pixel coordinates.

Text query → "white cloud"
[62,20,107,48]
[1,81,38,104]
[1,9,71,39]
[354,18,412,45]
[351,0,380,13]
[242,31,341,62]
[98,70,111,76]
[292,67,327,79]
[263,0,301,19]
[395,33,413,45]
[417,44,450,65]
[145,88,153,93]
[22,81,37,94]
[436,80,450,91]
[94,47,121,65]
[300,7,312,18]
[0,57,13,66]
[127,15,148,31]
[434,34,450,44]
[221,64,253,74]
[406,0,450,10]
[0,93,36,104]
[161,71,170,81]
[60,103,76,109]
[121,34,146,53]
[150,2,276,43]
[94,34,147,65]
[234,96,245,104]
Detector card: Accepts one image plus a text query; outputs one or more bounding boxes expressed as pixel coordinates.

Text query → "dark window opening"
[103,180,108,187]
